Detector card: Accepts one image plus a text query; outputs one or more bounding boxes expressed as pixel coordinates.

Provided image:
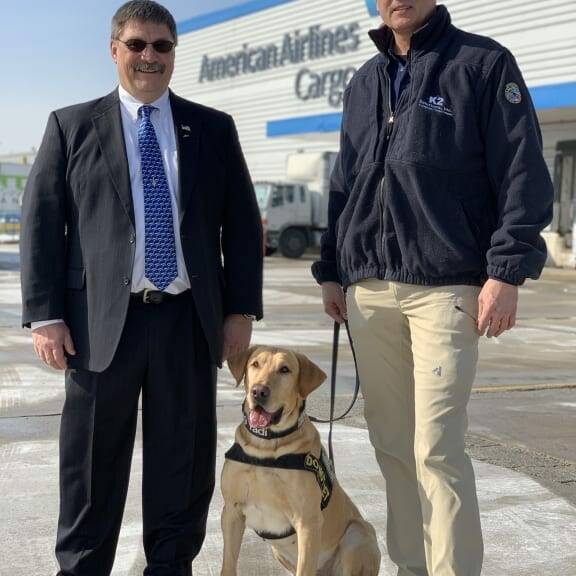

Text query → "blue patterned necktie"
[137,105,178,291]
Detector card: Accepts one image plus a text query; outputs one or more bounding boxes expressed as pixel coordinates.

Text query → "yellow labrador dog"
[220,346,381,576]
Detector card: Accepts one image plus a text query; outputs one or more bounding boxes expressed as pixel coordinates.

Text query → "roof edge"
[177,0,296,35]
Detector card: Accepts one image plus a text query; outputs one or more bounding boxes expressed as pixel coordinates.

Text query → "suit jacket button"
[123,277,130,286]
[129,235,135,244]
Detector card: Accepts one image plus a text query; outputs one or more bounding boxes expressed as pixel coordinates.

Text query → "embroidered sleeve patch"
[505,82,522,104]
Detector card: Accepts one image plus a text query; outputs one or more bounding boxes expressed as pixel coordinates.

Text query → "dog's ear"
[295,352,327,398]
[227,346,258,386]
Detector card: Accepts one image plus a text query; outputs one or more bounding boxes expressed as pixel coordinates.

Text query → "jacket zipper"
[379,55,411,271]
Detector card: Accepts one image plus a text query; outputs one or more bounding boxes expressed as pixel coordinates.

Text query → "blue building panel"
[365,0,379,17]
[177,0,296,34]
[530,82,576,111]
[267,113,344,137]
[267,82,576,137]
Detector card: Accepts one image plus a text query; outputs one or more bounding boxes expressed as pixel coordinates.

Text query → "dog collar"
[242,401,306,440]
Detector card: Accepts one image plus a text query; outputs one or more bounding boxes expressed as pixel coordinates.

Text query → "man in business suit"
[20,2,263,574]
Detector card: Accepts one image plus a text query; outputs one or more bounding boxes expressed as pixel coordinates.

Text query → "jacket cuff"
[224,303,263,321]
[486,264,524,286]
[224,310,263,321]
[311,260,340,285]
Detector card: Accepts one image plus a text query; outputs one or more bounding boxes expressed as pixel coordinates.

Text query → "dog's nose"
[251,385,270,401]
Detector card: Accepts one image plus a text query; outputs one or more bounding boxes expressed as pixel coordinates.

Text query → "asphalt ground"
[1,245,575,575]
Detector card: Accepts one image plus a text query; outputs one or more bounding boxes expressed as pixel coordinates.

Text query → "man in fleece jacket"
[312,1,553,575]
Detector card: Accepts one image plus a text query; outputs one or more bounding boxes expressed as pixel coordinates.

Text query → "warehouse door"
[553,141,576,246]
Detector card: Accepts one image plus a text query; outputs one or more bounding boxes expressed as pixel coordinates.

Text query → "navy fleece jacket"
[312,5,553,288]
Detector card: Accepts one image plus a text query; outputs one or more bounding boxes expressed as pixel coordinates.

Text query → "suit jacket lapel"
[169,91,201,223]
[92,89,135,226]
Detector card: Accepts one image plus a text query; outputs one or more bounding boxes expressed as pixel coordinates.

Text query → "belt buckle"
[143,288,153,304]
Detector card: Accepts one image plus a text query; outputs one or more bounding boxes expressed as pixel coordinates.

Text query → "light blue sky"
[0,0,244,155]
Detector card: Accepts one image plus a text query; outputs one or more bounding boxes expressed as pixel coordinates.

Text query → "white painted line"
[0,332,32,348]
[264,270,317,281]
[0,285,22,306]
[263,288,322,305]
[488,325,576,348]
[0,363,244,412]
[0,364,63,410]
[216,387,244,407]
[252,329,333,347]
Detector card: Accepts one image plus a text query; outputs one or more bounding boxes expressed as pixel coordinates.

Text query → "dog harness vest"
[224,443,335,540]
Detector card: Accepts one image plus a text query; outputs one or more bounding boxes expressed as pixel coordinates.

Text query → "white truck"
[254,151,337,258]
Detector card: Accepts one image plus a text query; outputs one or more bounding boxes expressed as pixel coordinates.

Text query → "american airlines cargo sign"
[198,22,362,108]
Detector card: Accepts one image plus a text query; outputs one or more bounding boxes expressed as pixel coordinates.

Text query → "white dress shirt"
[118,85,190,293]
[31,86,190,330]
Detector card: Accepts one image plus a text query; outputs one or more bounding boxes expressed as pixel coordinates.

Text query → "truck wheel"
[279,228,307,259]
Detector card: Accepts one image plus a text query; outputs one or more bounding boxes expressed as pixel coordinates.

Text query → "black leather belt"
[130,289,190,304]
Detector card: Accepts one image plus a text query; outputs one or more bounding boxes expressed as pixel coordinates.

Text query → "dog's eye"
[278,366,291,374]
[251,360,260,369]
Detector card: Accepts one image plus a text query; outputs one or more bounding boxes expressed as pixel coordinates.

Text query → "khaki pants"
[347,280,483,576]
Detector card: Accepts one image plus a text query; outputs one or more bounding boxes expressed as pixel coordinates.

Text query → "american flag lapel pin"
[181,124,191,138]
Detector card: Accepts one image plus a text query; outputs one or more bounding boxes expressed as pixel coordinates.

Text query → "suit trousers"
[346,280,483,576]
[55,292,217,576]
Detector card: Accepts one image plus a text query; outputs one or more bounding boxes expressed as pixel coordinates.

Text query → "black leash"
[309,320,360,470]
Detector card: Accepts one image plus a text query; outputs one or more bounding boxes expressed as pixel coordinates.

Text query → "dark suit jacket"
[20,89,263,372]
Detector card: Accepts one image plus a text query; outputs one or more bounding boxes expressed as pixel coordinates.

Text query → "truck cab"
[254,181,311,258]
[254,151,337,258]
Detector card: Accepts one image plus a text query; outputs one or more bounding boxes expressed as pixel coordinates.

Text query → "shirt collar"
[388,49,408,66]
[369,5,451,57]
[118,85,171,122]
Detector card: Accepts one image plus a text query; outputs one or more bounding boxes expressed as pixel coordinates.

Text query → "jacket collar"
[92,89,134,226]
[91,88,201,226]
[368,4,452,58]
[168,90,202,223]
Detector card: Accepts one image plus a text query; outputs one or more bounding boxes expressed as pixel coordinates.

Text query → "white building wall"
[172,0,374,180]
[450,0,576,87]
[171,0,576,182]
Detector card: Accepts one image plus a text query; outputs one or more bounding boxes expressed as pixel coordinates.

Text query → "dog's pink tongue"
[249,407,272,429]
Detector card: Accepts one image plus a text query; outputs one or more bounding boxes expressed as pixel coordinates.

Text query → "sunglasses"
[118,38,175,53]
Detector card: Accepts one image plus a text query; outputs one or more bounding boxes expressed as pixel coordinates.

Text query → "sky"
[0,0,245,155]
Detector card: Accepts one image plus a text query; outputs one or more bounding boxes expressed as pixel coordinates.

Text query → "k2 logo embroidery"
[505,82,522,104]
[418,95,454,117]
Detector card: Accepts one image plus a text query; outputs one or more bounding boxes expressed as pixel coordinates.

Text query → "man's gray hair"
[111,0,178,44]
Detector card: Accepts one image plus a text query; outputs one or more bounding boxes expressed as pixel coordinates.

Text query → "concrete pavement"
[1,247,576,575]
[3,418,576,575]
